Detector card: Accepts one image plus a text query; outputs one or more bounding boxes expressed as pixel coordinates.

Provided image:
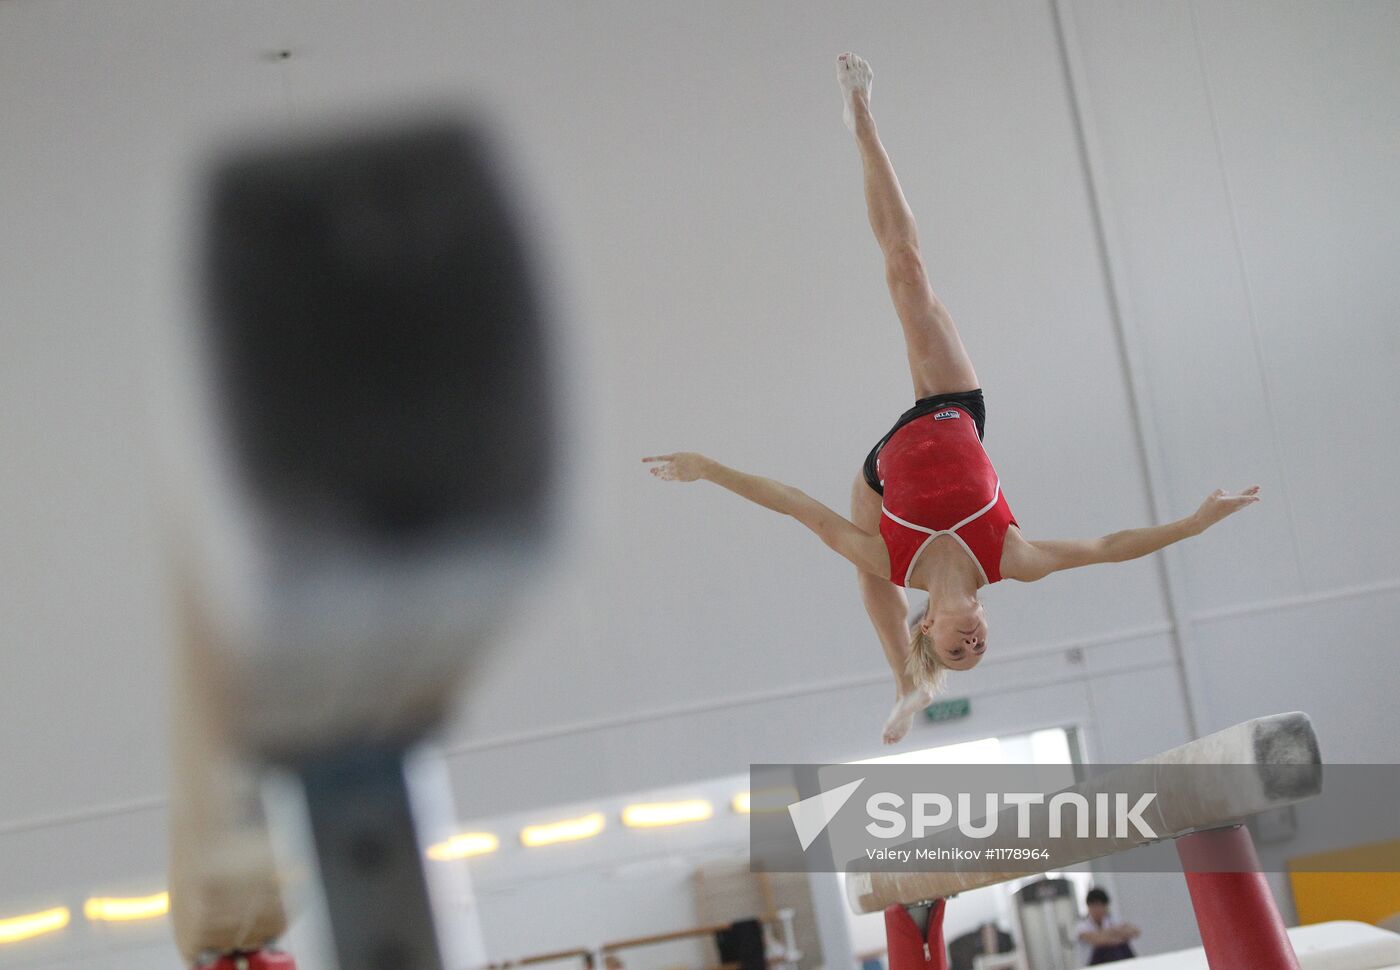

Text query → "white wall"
[1061,0,1400,747]
[1,1,1397,967]
[461,776,755,967]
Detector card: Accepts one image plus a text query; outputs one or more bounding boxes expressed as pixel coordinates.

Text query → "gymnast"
[644,54,1260,744]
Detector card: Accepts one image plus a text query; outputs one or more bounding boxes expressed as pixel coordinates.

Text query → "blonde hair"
[905,625,948,695]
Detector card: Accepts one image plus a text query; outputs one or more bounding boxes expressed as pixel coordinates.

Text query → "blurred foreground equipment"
[168,115,554,970]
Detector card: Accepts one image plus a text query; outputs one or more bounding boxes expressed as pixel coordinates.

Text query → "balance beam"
[851,712,1323,970]
[165,114,554,970]
[846,711,1321,913]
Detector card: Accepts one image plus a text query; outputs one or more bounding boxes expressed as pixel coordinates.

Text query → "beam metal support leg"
[1177,825,1299,970]
[300,746,444,970]
[884,899,946,970]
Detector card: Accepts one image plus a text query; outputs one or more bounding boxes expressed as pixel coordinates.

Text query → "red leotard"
[875,405,1017,588]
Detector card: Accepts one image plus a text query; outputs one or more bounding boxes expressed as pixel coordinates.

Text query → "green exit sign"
[924,697,971,722]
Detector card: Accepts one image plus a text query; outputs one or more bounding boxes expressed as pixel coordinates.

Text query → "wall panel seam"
[442,623,1174,758]
[1187,0,1308,592]
[1049,0,1208,735]
[1192,575,1400,623]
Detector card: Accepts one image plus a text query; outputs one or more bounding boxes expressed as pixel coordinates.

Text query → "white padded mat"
[1116,921,1400,970]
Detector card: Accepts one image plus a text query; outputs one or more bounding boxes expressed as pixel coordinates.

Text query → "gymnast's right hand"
[642,452,711,482]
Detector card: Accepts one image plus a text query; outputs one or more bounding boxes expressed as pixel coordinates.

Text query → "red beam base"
[884,898,947,970]
[200,951,297,970]
[1177,825,1299,970]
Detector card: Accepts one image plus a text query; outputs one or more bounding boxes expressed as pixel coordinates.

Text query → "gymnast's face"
[921,603,987,670]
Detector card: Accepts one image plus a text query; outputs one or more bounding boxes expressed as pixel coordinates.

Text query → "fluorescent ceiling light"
[426,832,500,861]
[0,907,70,945]
[622,799,714,828]
[520,812,606,847]
[84,893,169,923]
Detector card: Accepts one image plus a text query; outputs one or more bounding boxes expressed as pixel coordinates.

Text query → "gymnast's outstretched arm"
[1001,486,1262,582]
[643,452,891,578]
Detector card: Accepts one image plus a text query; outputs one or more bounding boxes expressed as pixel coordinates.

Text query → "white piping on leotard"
[882,481,1001,587]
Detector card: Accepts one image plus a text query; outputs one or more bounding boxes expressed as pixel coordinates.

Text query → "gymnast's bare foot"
[882,687,932,745]
[836,52,874,132]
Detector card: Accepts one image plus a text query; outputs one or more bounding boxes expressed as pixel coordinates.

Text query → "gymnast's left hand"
[642,452,711,483]
[1192,485,1262,531]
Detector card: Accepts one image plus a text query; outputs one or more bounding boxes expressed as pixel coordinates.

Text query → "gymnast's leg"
[840,53,971,742]
[837,53,978,398]
[851,473,930,745]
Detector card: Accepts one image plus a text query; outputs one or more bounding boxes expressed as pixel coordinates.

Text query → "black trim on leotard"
[861,388,987,496]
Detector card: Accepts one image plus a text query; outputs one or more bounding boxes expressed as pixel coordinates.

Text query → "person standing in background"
[1076,888,1140,965]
